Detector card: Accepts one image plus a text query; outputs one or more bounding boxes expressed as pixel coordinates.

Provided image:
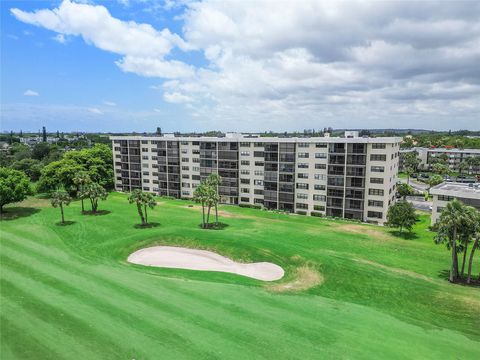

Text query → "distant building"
[110,132,401,224]
[430,182,480,225]
[400,147,480,174]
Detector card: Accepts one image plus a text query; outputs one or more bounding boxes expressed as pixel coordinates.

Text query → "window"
[241,160,250,166]
[314,174,326,181]
[370,154,386,161]
[370,177,384,184]
[192,166,200,172]
[298,152,309,158]
[254,170,264,176]
[369,189,384,196]
[313,195,326,201]
[255,161,264,167]
[315,153,327,159]
[254,142,264,147]
[240,142,251,147]
[371,166,385,173]
[241,170,250,175]
[192,158,200,163]
[142,171,149,176]
[372,143,386,149]
[180,141,189,145]
[182,191,190,196]
[182,166,189,171]
[298,142,309,148]
[241,178,250,184]
[298,163,309,169]
[296,183,309,190]
[142,155,149,160]
[316,143,327,148]
[192,175,201,181]
[296,203,308,209]
[368,200,383,207]
[142,148,148,152]
[241,151,250,156]
[314,205,325,211]
[254,151,264,158]
[182,157,189,162]
[181,182,191,188]
[143,179,150,183]
[298,173,308,179]
[143,187,150,191]
[297,193,308,199]
[241,197,250,202]
[241,188,250,193]
[142,163,149,168]
[254,180,264,186]
[314,184,326,191]
[315,164,326,169]
[141,140,148,144]
[438,195,454,201]
[367,211,383,218]
[181,149,188,154]
[182,174,190,179]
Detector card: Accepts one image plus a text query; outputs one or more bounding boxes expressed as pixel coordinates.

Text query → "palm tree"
[193,183,209,228]
[206,173,222,225]
[466,211,480,284]
[73,172,91,213]
[434,199,470,282]
[51,191,72,224]
[128,190,157,226]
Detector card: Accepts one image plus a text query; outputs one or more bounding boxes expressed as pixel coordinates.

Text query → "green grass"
[1,192,479,359]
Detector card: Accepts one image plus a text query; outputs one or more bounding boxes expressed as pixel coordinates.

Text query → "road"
[399,177,428,192]
[406,196,432,212]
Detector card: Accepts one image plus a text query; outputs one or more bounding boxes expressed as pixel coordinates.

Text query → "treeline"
[402,134,480,149]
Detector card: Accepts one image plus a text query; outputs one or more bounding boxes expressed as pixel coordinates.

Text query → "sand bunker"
[128,246,284,281]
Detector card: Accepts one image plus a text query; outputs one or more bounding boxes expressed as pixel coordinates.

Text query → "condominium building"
[430,182,480,225]
[400,147,480,173]
[111,133,401,224]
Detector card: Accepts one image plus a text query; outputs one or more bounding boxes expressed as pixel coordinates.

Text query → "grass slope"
[0,192,479,359]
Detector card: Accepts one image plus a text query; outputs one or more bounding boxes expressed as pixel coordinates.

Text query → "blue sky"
[1,1,479,133]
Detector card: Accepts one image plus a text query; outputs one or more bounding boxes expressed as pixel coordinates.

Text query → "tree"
[206,173,222,225]
[458,206,478,277]
[432,163,451,176]
[12,158,43,181]
[37,159,84,194]
[32,142,51,160]
[51,191,71,224]
[0,168,32,213]
[128,190,157,226]
[193,183,209,228]
[458,161,469,175]
[426,174,443,191]
[79,183,108,213]
[386,201,418,234]
[434,199,472,283]
[397,183,413,200]
[73,172,92,213]
[466,210,480,284]
[403,152,420,184]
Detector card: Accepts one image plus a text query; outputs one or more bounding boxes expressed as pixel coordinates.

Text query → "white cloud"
[87,107,103,114]
[11,0,480,130]
[24,89,39,96]
[163,91,193,103]
[103,101,117,106]
[52,33,67,44]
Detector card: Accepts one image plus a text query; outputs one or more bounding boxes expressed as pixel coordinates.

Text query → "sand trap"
[127,246,284,281]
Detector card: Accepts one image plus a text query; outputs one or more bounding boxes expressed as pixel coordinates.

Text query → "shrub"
[296,210,307,215]
[310,211,323,217]
[239,203,262,209]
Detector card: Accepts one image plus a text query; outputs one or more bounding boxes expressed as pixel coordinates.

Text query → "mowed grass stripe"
[0,316,64,360]
[1,239,314,358]
[0,265,196,360]
[0,295,105,360]
[0,238,327,358]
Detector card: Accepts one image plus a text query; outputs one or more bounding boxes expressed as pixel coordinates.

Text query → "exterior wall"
[112,135,401,225]
[430,183,480,225]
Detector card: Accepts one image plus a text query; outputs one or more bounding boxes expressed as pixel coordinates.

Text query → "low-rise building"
[110,133,401,224]
[430,182,480,225]
[400,147,480,174]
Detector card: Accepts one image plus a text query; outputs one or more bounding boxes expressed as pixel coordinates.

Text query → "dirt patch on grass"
[184,205,254,220]
[352,258,436,283]
[14,197,51,208]
[268,265,323,292]
[331,223,392,242]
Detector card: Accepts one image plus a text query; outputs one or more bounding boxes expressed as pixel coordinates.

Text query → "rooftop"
[430,182,480,199]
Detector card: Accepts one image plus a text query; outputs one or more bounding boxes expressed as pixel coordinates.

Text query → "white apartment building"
[111,133,401,224]
[430,182,480,225]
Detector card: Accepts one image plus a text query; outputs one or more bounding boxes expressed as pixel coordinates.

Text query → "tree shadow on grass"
[437,269,480,287]
[134,222,160,229]
[82,210,111,216]
[197,222,229,230]
[0,207,41,221]
[55,221,76,226]
[387,230,419,240]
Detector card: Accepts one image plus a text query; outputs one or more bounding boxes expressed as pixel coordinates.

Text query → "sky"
[1,0,479,133]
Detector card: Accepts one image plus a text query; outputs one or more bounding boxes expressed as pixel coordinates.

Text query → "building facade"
[430,182,480,225]
[111,134,401,224]
[400,147,480,174]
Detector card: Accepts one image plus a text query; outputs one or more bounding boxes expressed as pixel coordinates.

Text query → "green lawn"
[1,192,479,359]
